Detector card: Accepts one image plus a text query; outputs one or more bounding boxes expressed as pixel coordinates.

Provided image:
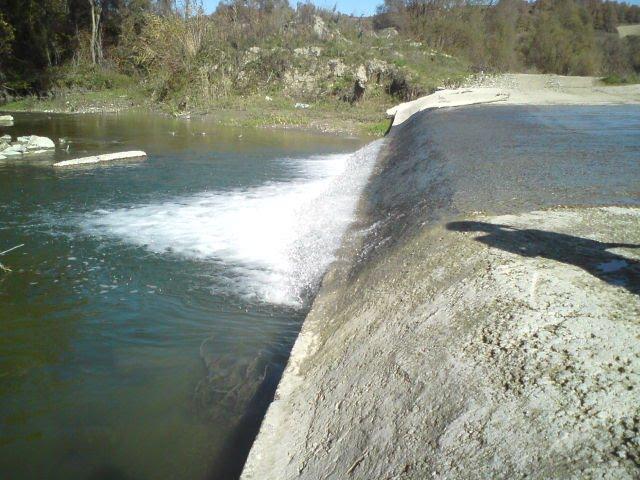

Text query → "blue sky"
[201,0,380,16]
[200,0,640,14]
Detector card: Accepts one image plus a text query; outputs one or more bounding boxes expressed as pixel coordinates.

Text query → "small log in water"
[53,151,147,167]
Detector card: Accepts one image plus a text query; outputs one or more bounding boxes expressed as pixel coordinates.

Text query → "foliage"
[601,72,640,84]
[525,0,600,75]
[2,0,640,118]
[376,0,640,76]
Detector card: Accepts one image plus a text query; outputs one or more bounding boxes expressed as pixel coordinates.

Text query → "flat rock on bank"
[243,206,640,480]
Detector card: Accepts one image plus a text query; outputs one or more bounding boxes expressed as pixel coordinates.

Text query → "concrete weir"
[242,103,640,479]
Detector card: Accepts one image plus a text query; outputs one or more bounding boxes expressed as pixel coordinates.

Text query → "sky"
[200,0,640,14]
[201,0,380,17]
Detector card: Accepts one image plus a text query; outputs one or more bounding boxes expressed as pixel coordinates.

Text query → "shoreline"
[0,94,394,138]
[241,89,640,478]
[4,74,640,137]
[387,73,640,125]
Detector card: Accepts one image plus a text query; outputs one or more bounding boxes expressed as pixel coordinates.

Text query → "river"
[0,112,379,479]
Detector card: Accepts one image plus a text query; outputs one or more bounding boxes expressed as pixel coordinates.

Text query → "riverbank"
[1,90,393,137]
[388,73,640,125]
[242,102,640,478]
[5,73,638,137]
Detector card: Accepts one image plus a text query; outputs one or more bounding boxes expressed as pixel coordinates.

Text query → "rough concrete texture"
[242,206,640,479]
[387,74,640,125]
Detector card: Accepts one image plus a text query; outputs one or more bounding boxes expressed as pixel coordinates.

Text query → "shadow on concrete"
[446,221,640,296]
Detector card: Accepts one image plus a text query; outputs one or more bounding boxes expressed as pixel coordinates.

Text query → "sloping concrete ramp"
[53,151,147,167]
[242,104,640,480]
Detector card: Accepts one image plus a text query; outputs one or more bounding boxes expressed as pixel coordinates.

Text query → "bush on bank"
[1,0,639,117]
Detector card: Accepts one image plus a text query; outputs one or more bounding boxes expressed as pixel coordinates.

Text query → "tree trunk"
[88,0,102,65]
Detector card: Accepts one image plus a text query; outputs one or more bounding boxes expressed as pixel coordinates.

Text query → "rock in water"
[0,115,14,124]
[1,144,27,156]
[53,151,147,167]
[193,337,270,427]
[16,135,55,150]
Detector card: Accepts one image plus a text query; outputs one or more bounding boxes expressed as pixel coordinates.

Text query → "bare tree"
[88,0,103,64]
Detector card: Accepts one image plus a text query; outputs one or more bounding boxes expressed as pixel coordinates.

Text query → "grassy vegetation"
[601,73,640,85]
[1,77,400,136]
[1,13,472,136]
[5,0,639,137]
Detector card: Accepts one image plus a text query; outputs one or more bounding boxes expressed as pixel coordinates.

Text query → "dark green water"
[0,112,375,479]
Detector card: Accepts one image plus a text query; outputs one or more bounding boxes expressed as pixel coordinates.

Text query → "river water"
[0,112,378,479]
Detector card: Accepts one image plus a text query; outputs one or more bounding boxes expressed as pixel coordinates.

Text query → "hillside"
[2,0,640,135]
[1,18,470,136]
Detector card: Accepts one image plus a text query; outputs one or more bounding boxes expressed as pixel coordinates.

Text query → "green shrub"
[601,73,640,84]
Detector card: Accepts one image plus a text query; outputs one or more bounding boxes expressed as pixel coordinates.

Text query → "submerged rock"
[193,338,270,427]
[53,151,147,167]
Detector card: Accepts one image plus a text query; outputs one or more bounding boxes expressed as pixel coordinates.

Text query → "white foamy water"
[82,140,382,306]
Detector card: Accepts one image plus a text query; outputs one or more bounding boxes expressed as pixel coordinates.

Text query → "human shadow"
[446,221,640,296]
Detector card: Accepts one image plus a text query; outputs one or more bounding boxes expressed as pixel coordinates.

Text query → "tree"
[526,0,599,75]
[88,0,103,64]
[485,0,521,70]
[0,12,14,58]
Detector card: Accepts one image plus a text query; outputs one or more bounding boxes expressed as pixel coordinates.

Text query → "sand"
[387,73,640,126]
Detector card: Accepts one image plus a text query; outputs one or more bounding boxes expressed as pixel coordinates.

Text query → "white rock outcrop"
[328,59,347,77]
[294,46,322,57]
[313,16,331,40]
